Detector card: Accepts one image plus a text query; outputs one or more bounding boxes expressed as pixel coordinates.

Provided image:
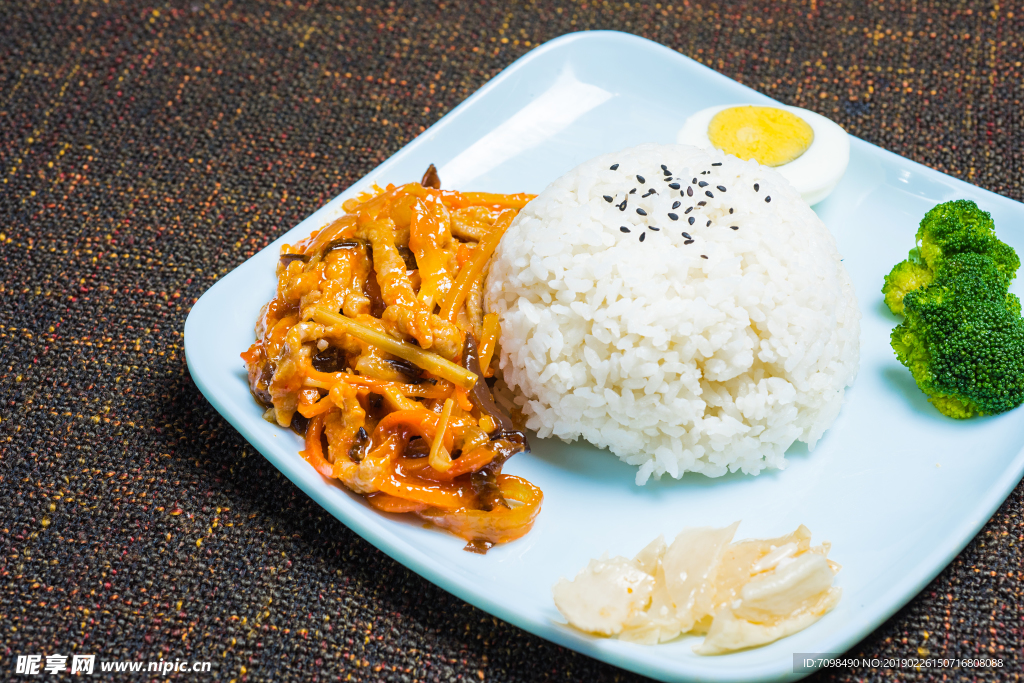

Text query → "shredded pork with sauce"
[241,174,540,551]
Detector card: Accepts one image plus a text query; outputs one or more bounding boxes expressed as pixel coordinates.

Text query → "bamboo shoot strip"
[382,386,422,412]
[429,398,455,473]
[312,307,478,390]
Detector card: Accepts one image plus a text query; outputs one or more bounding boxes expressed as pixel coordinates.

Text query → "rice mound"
[484,143,860,484]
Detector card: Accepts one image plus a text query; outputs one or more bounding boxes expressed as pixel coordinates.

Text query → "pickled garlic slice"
[551,523,840,654]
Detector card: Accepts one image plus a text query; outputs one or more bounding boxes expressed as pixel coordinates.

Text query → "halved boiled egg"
[677,104,850,205]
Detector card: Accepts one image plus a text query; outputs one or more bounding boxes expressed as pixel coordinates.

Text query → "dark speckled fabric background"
[1,1,1021,681]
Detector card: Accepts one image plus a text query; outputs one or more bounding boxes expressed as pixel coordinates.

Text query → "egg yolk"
[707,106,814,167]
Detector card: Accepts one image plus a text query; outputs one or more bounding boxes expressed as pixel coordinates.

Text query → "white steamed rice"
[483,143,860,484]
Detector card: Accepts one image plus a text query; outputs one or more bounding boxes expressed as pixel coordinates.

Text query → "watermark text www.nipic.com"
[793,653,1005,673]
[15,654,213,676]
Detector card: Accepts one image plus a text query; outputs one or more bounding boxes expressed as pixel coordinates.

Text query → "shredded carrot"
[399,445,496,481]
[293,213,357,255]
[366,492,429,514]
[441,191,535,210]
[377,463,475,508]
[299,414,334,478]
[441,209,515,323]
[297,392,335,418]
[456,242,473,268]
[372,407,440,435]
[477,313,500,378]
[419,475,543,544]
[453,386,474,412]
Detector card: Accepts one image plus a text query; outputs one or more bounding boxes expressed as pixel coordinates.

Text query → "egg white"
[677,104,850,205]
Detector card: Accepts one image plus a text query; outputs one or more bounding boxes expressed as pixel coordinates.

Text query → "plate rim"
[184,29,1024,683]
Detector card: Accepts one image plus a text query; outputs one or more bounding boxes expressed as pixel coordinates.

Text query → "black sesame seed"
[619,226,630,233]
[684,206,693,214]
[684,239,695,245]
[753,183,760,191]
[668,183,680,190]
[701,254,708,259]
[603,195,613,202]
[629,188,637,194]
[706,220,712,227]
[730,226,739,230]
[691,178,698,184]
[642,189,656,197]
[661,164,667,170]
[672,201,681,209]
[682,232,692,239]
[636,208,647,216]
[668,213,678,220]
[729,208,734,214]
[639,232,646,242]
[619,200,627,211]
[717,185,727,192]
[697,201,706,206]
[686,186,693,197]
[610,164,619,170]
[711,162,722,166]
[765,196,771,203]
[698,181,709,187]
[648,226,660,231]
[663,169,672,177]
[688,216,695,225]
[705,191,714,198]
[636,175,645,184]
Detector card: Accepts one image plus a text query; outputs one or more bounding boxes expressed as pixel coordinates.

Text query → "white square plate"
[184,31,1024,682]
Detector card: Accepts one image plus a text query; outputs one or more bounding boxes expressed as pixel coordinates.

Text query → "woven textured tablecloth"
[1,1,1021,681]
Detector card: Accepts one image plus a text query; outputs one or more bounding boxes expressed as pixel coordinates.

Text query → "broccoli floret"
[883,200,1021,317]
[883,200,1024,418]
[888,248,1024,418]
[916,199,1020,279]
[882,259,934,315]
